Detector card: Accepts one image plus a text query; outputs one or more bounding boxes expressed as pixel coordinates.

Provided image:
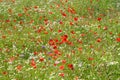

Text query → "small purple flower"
[47,52,52,54]
[41,46,46,49]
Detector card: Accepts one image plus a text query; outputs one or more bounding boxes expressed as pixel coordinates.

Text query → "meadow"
[0,0,120,80]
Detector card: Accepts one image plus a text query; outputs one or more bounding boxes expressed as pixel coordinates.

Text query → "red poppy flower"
[67,41,73,46]
[70,22,74,25]
[81,33,86,37]
[88,57,94,61]
[53,45,57,49]
[59,21,63,24]
[49,11,53,14]
[116,38,120,42]
[109,32,112,35]
[34,6,38,9]
[98,25,101,28]
[97,38,102,42]
[62,60,66,64]
[71,30,75,34]
[2,71,8,75]
[58,29,62,33]
[49,39,55,45]
[68,7,76,14]
[78,47,82,51]
[68,64,74,70]
[39,57,44,62]
[6,19,10,23]
[74,17,78,21]
[34,51,38,55]
[54,49,60,54]
[54,39,59,43]
[44,19,48,25]
[61,12,67,17]
[30,59,37,68]
[59,65,64,70]
[59,73,64,77]
[18,13,22,17]
[97,17,102,21]
[16,65,22,71]
[61,35,68,43]
[9,57,15,63]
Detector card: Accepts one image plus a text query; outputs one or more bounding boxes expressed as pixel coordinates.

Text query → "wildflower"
[98,25,101,28]
[30,59,37,69]
[49,11,53,14]
[81,33,86,37]
[19,54,25,58]
[78,47,82,51]
[2,35,6,39]
[34,6,39,9]
[107,61,119,66]
[49,39,55,45]
[18,13,22,17]
[59,21,63,24]
[77,40,83,44]
[2,71,8,75]
[44,31,48,34]
[41,46,46,49]
[16,65,22,71]
[6,19,10,23]
[54,49,60,54]
[54,39,59,43]
[19,21,23,24]
[67,41,73,46]
[88,57,94,61]
[44,19,48,25]
[59,73,64,77]
[9,57,15,63]
[116,38,120,42]
[53,45,57,49]
[62,60,66,64]
[109,32,112,35]
[54,61,60,66]
[74,17,78,21]
[103,26,108,30]
[97,17,102,21]
[68,64,74,70]
[78,63,82,67]
[97,38,102,42]
[8,8,12,14]
[70,22,74,25]
[61,12,67,17]
[34,51,38,55]
[90,45,94,48]
[58,29,62,33]
[71,30,75,34]
[0,48,2,51]
[61,35,68,43]
[59,65,64,70]
[39,57,44,62]
[68,7,76,14]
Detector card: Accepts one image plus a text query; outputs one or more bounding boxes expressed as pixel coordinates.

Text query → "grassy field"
[0,0,120,80]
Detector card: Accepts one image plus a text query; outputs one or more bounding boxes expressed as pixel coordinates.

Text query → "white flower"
[78,63,82,67]
[55,61,60,64]
[107,61,119,66]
